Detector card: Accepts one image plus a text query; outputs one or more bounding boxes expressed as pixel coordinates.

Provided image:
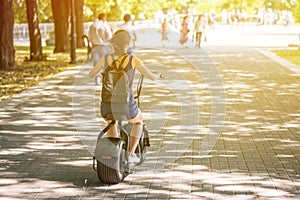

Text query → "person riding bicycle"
[89,30,163,164]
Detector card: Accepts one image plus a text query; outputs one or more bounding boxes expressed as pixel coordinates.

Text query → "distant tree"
[75,0,85,48]
[14,0,53,23]
[295,0,300,22]
[85,0,111,21]
[0,0,15,70]
[51,0,84,53]
[37,0,53,22]
[107,0,122,21]
[14,0,27,23]
[26,0,43,60]
[51,0,70,53]
[263,0,294,10]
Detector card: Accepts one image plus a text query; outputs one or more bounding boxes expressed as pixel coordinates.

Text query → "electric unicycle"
[93,75,149,184]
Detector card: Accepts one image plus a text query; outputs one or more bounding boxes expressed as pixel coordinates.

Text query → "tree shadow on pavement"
[0,47,299,199]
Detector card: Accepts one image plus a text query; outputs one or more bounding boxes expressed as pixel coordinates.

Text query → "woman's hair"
[123,14,131,22]
[98,13,106,21]
[110,30,130,55]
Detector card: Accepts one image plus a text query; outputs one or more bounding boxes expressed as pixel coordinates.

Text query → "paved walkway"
[0,25,300,199]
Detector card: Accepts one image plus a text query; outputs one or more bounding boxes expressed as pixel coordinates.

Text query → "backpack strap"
[102,54,115,74]
[102,54,132,74]
[116,54,133,72]
[120,54,128,63]
[124,55,134,72]
[115,54,130,72]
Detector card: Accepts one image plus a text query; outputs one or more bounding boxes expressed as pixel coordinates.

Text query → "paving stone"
[1,24,300,199]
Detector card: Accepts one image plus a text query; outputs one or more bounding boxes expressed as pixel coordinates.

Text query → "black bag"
[101,55,131,103]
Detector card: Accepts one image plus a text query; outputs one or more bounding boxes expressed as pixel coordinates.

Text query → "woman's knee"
[130,111,143,124]
[133,121,143,126]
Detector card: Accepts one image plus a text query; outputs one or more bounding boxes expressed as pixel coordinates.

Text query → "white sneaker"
[128,154,140,165]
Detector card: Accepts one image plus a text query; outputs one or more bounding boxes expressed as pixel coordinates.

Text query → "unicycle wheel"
[95,138,126,184]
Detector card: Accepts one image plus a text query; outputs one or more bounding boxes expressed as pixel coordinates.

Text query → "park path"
[0,24,300,199]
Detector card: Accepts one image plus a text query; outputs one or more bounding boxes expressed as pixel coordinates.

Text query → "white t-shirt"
[194,18,205,33]
[88,20,112,46]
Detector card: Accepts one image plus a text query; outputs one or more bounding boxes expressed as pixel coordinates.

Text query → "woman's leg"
[199,32,203,47]
[105,119,119,138]
[128,110,143,155]
[129,122,143,154]
[195,32,200,46]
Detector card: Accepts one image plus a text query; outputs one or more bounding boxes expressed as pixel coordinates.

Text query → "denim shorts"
[100,94,138,120]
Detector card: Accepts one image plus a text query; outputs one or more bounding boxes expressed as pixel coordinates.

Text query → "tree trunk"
[75,0,84,48]
[70,0,77,63]
[26,0,43,60]
[51,0,84,52]
[51,0,70,53]
[0,0,15,70]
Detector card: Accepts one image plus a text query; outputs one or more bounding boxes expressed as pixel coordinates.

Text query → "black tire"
[96,139,126,184]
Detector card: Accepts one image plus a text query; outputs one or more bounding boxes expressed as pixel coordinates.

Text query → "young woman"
[89,30,163,164]
[179,16,189,48]
[161,18,169,46]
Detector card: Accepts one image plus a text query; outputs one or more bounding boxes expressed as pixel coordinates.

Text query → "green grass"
[273,49,300,66]
[0,46,87,101]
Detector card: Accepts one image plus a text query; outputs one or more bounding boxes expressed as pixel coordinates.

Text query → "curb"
[260,50,300,75]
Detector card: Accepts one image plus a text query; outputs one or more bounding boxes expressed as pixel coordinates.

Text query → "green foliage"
[14,0,53,23]
[13,0,300,23]
[215,0,297,15]
[262,0,296,10]
[273,49,300,66]
[14,0,27,23]
[295,0,300,22]
[37,0,53,22]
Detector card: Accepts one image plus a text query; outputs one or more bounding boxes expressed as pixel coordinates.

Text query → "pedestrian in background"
[161,18,169,47]
[115,14,137,55]
[179,16,189,48]
[194,14,206,48]
[88,13,113,85]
